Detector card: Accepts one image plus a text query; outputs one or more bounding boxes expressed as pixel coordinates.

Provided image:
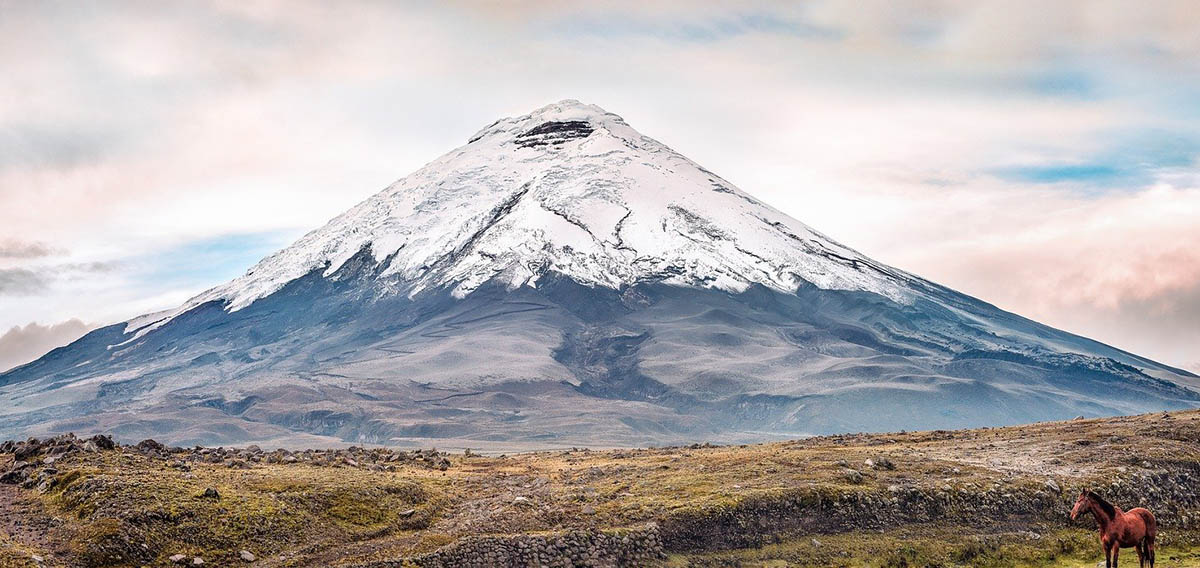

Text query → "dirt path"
[0,483,73,567]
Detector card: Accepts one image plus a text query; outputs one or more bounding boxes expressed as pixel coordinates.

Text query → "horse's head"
[1071,490,1090,520]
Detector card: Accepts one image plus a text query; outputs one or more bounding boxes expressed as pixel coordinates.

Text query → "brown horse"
[1071,489,1157,567]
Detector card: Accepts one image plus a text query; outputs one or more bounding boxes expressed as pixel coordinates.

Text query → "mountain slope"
[1,100,1196,447]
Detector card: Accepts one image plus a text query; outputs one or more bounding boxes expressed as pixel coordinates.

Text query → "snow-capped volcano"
[2,101,1197,448]
[146,100,905,327]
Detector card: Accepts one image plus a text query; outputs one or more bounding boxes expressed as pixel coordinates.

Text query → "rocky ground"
[2,411,1200,567]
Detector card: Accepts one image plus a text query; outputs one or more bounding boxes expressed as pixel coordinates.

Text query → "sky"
[0,1,1198,373]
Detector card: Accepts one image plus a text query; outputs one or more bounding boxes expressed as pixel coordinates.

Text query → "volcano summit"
[2,100,1197,448]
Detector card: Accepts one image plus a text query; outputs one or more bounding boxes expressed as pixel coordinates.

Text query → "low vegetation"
[3,411,1200,566]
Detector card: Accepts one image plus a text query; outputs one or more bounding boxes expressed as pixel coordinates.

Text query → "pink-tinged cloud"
[0,319,94,373]
[851,183,1200,373]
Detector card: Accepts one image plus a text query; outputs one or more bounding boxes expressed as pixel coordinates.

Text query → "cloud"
[990,128,1200,189]
[545,10,845,42]
[0,262,119,296]
[0,319,94,373]
[0,239,57,259]
[0,269,47,295]
[0,232,295,336]
[813,181,1200,373]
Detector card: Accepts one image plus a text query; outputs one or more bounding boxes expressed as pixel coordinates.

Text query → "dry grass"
[2,410,1200,566]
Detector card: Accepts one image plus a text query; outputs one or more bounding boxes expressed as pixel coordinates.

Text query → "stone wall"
[660,467,1200,553]
[360,526,664,568]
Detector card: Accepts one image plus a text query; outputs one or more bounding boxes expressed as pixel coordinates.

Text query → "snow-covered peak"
[132,101,913,335]
[467,99,633,144]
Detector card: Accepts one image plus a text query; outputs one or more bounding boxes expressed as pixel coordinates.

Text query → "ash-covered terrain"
[1,100,1197,447]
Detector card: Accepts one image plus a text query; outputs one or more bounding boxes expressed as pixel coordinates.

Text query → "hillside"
[3,411,1200,567]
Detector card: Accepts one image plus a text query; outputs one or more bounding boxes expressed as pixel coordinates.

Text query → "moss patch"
[42,456,439,566]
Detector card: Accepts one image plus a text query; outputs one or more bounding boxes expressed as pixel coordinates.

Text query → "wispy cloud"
[0,269,47,295]
[0,239,57,259]
[0,319,94,373]
[991,128,1200,189]
[545,10,845,43]
[996,164,1123,185]
[0,262,118,295]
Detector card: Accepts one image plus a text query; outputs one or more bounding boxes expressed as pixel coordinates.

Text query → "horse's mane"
[1086,490,1117,518]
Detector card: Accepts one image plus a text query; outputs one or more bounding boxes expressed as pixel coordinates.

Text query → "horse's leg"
[1106,543,1113,568]
[1147,535,1156,568]
[1137,540,1146,568]
[1112,542,1121,568]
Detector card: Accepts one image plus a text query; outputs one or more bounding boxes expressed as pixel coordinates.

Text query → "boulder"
[866,456,896,471]
[0,470,27,485]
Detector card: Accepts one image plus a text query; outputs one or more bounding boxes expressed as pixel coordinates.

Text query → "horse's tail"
[1135,508,1158,567]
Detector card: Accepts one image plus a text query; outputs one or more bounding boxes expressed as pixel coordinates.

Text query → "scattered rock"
[398,509,416,518]
[239,550,256,562]
[135,438,170,457]
[169,554,188,564]
[0,469,28,485]
[200,487,220,500]
[866,456,895,470]
[1045,479,1061,494]
[192,557,204,566]
[408,526,665,566]
[843,469,864,484]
